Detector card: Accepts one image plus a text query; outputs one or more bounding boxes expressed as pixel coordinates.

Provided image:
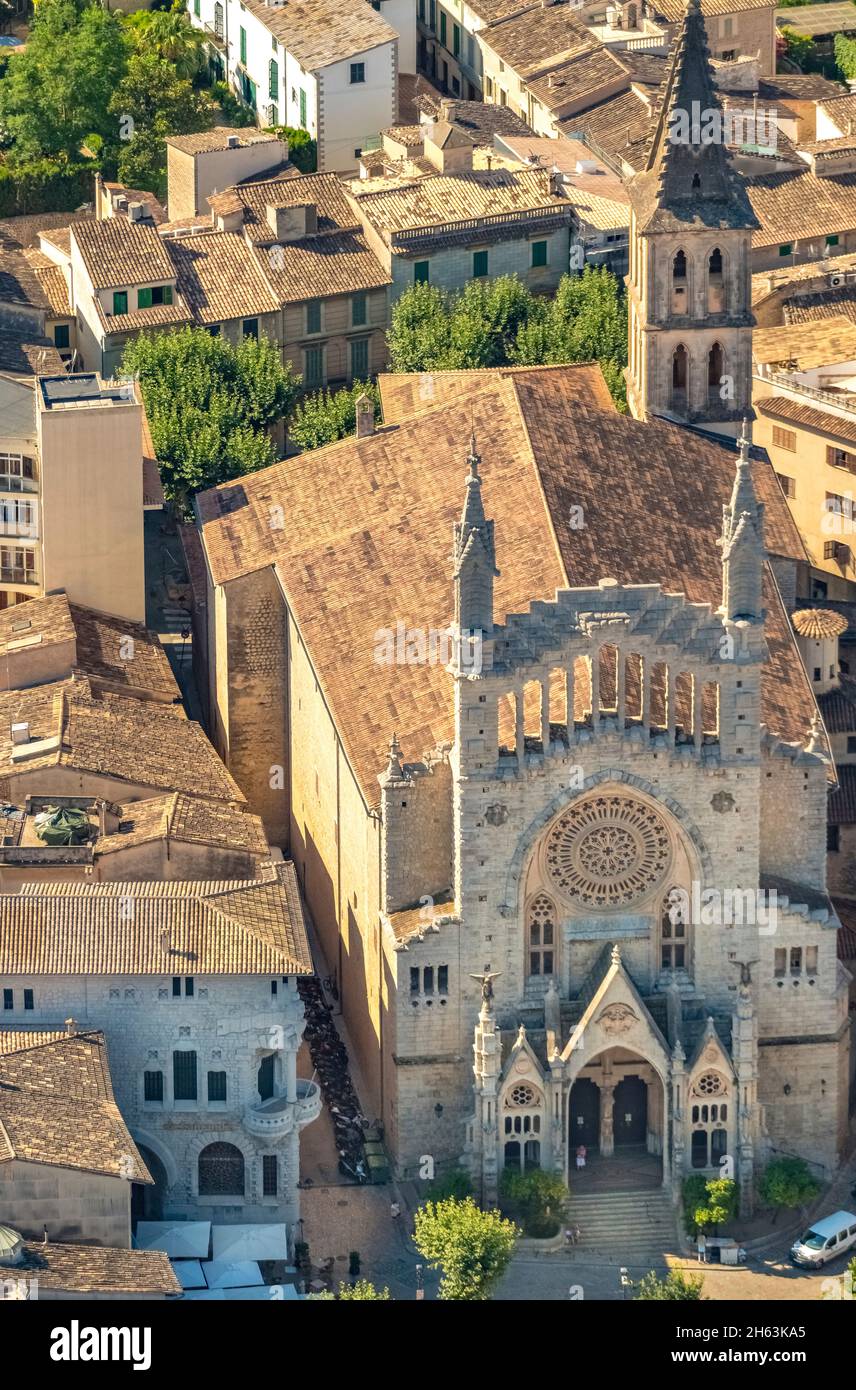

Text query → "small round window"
[508,1084,535,1107]
[696,1072,724,1096]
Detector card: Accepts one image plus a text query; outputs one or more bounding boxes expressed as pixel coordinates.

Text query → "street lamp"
[415,1263,424,1302]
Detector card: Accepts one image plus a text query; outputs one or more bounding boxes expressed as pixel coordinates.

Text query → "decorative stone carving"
[597,1003,638,1035]
[544,794,672,907]
[711,791,735,813]
[694,1071,725,1097]
[485,803,509,826]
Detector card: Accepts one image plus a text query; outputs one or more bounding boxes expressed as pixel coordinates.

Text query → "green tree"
[122,327,299,513]
[499,1168,568,1237]
[337,1280,392,1300]
[289,380,380,451]
[0,0,129,163]
[110,51,215,199]
[758,1157,821,1217]
[779,26,816,72]
[835,32,856,82]
[413,1197,518,1301]
[424,1167,473,1202]
[634,1270,706,1301]
[271,126,318,173]
[124,9,206,80]
[694,1177,738,1235]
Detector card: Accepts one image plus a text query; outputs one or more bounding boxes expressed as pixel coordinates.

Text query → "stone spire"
[378,732,407,788]
[719,422,765,623]
[628,0,757,233]
[453,434,498,639]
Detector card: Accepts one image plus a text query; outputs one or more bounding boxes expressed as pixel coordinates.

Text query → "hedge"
[0,160,96,218]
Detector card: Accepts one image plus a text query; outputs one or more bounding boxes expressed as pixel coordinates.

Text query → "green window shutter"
[454,23,460,55]
[414,261,429,284]
[306,299,322,334]
[137,287,152,309]
[351,337,369,379]
[194,0,200,14]
[162,285,173,305]
[299,88,307,127]
[240,26,247,64]
[531,240,547,268]
[112,291,128,316]
[352,292,367,326]
[440,12,446,45]
[473,250,488,278]
[269,58,278,100]
[305,346,324,386]
[54,325,70,349]
[778,243,792,257]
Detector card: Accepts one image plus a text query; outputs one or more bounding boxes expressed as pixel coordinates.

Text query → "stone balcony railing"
[243,1079,322,1140]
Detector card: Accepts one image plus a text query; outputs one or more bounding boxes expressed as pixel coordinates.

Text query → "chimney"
[227,134,240,149]
[10,722,29,746]
[43,1227,49,1247]
[266,201,317,243]
[127,202,144,223]
[64,1017,77,1036]
[97,799,107,836]
[355,394,375,437]
[439,98,456,122]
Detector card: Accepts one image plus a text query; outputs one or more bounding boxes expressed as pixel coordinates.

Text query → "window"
[240,26,247,65]
[828,445,856,471]
[531,240,547,268]
[304,346,324,387]
[263,1154,278,1196]
[54,324,70,350]
[267,104,278,127]
[467,34,474,66]
[269,58,279,100]
[473,249,488,278]
[185,977,194,997]
[198,1142,244,1196]
[214,1,224,39]
[350,63,365,84]
[440,12,446,45]
[485,75,494,98]
[299,88,307,128]
[112,291,128,316]
[527,894,555,975]
[243,318,259,340]
[410,966,420,994]
[23,989,33,1011]
[423,965,434,994]
[828,825,840,856]
[430,0,435,28]
[173,1050,198,1102]
[137,286,172,309]
[206,324,221,336]
[2,989,12,1010]
[453,22,460,55]
[790,947,802,975]
[660,888,687,971]
[438,964,449,994]
[774,948,786,978]
[144,1071,164,1103]
[350,337,369,379]
[208,1070,227,1103]
[779,243,793,257]
[414,260,429,284]
[806,946,818,976]
[827,234,840,248]
[0,547,35,583]
[352,291,367,326]
[271,979,278,996]
[172,976,181,997]
[708,342,724,398]
[194,0,200,13]
[306,299,322,334]
[776,472,796,497]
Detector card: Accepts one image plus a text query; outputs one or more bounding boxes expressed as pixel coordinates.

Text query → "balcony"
[203,21,227,51]
[243,1079,322,1139]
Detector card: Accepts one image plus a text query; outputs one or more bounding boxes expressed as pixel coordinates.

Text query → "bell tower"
[625,0,758,437]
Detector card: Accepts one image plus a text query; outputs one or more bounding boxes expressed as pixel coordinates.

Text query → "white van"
[790,1211,856,1268]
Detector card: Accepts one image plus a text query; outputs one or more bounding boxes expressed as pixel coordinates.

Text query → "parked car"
[790,1211,856,1268]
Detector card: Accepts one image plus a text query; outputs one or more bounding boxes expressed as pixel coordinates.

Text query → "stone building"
[625,0,757,435]
[195,360,850,1209]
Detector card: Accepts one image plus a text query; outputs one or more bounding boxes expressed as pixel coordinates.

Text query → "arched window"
[502,1084,544,1171]
[527,894,555,976]
[691,171,701,191]
[198,1142,245,1196]
[258,1054,275,1101]
[672,250,687,314]
[660,886,689,971]
[708,342,724,401]
[214,0,224,38]
[671,344,688,409]
[690,1080,728,1170]
[708,247,724,312]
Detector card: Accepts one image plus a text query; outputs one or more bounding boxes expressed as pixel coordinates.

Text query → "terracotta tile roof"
[14,1241,180,1295]
[752,249,856,304]
[0,678,245,804]
[388,898,456,942]
[165,126,283,155]
[561,89,654,171]
[761,75,847,102]
[833,897,856,956]
[167,232,279,323]
[378,362,616,423]
[818,92,856,128]
[241,0,397,68]
[197,372,815,806]
[70,218,175,291]
[252,229,389,305]
[352,167,572,247]
[2,862,313,976]
[235,172,358,242]
[799,134,856,155]
[38,228,73,256]
[0,592,74,657]
[20,250,71,317]
[415,96,535,145]
[68,603,179,698]
[0,247,52,311]
[0,1031,65,1053]
[103,182,167,226]
[657,0,776,14]
[818,677,856,738]
[784,291,856,327]
[747,167,856,248]
[794,607,850,640]
[754,316,856,369]
[465,0,538,21]
[96,792,269,856]
[563,182,631,231]
[0,334,64,377]
[95,297,189,336]
[756,394,856,447]
[828,762,856,824]
[479,6,599,76]
[527,48,632,110]
[0,1030,151,1181]
[0,209,94,252]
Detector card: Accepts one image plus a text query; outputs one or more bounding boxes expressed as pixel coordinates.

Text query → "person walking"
[575,1144,587,1170]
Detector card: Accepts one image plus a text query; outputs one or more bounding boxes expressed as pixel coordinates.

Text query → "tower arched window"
[660,885,690,972]
[502,1083,544,1172]
[671,344,688,410]
[672,250,688,314]
[708,247,724,313]
[527,894,555,976]
[214,0,224,38]
[708,342,724,402]
[198,1142,245,1196]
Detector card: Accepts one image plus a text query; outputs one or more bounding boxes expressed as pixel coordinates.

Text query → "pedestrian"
[575,1144,587,1170]
[697,1232,707,1263]
[390,1200,401,1220]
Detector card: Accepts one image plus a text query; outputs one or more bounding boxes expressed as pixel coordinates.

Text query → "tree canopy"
[122,327,299,513]
[413,1196,518,1301]
[289,380,380,451]
[634,1270,707,1301]
[387,269,628,410]
[758,1157,821,1212]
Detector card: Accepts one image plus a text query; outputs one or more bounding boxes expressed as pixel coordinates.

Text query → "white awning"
[135,1221,211,1259]
[210,1223,288,1262]
[202,1260,264,1290]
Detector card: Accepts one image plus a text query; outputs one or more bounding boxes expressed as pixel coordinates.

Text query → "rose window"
[696,1072,724,1096]
[544,794,672,907]
[507,1084,535,1107]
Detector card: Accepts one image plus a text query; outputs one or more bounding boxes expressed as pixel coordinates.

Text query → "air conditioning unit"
[830,273,845,288]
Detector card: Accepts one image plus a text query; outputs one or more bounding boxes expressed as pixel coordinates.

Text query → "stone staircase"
[567,1188,679,1260]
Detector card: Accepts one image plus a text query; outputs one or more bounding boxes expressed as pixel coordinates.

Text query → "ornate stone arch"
[186,1132,256,1199]
[132,1128,179,1192]
[500,769,714,918]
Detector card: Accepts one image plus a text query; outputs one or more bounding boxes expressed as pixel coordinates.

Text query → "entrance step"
[567,1189,679,1258]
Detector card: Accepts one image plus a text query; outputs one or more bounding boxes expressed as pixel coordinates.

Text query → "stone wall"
[0,1162,131,1249]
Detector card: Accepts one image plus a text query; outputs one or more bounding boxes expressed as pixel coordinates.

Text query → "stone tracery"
[543,793,673,908]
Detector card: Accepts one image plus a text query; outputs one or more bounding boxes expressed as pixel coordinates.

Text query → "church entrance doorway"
[131,1145,167,1229]
[613,1075,647,1146]
[569,1076,600,1147]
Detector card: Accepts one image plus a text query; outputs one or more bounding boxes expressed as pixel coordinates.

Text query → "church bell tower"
[625,0,758,437]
